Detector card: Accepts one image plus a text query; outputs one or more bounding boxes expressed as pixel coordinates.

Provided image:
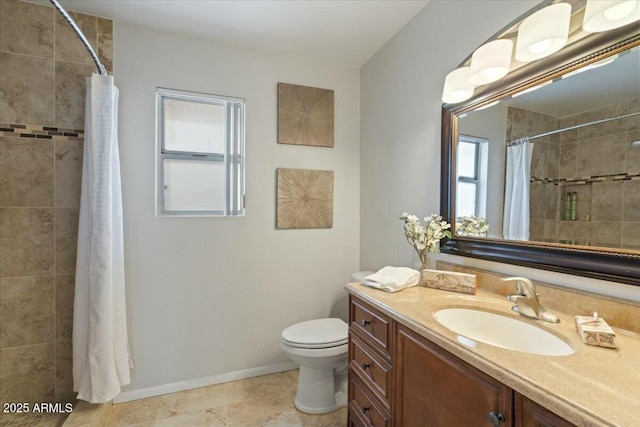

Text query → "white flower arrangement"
[456,215,489,237]
[400,213,452,270]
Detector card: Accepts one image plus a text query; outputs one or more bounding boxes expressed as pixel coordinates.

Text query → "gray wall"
[360,0,537,270]
[360,0,639,301]
[114,22,360,398]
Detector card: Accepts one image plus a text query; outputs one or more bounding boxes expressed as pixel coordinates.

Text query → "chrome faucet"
[502,277,559,323]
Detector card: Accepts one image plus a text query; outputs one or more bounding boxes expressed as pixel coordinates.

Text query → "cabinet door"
[515,393,576,427]
[394,325,512,427]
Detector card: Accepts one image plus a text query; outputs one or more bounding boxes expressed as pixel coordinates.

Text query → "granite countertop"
[345,283,640,427]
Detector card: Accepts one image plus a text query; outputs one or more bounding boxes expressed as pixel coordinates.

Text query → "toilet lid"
[282,318,348,349]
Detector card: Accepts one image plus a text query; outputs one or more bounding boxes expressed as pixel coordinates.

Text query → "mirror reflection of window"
[456,135,488,219]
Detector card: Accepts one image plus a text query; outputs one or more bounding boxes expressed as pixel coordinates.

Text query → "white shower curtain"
[73,73,131,403]
[503,137,534,241]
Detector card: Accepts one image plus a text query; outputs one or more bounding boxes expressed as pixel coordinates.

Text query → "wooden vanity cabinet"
[348,296,393,426]
[515,393,576,427]
[395,324,512,426]
[348,296,575,427]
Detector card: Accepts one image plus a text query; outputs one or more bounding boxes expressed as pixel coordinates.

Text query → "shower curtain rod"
[507,110,640,146]
[49,0,107,76]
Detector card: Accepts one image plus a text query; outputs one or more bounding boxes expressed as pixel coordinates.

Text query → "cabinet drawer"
[350,332,392,408]
[349,373,392,427]
[350,297,393,359]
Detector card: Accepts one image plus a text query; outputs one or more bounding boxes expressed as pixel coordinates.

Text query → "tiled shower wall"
[0,0,112,407]
[507,99,640,249]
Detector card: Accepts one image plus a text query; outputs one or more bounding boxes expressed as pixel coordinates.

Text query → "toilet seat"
[281,318,348,349]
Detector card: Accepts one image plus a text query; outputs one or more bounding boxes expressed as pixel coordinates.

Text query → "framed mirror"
[440,0,640,285]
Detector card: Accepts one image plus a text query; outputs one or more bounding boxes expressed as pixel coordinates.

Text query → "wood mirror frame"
[440,7,640,286]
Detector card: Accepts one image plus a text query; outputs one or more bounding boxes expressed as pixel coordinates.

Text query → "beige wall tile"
[0,276,54,347]
[529,219,544,241]
[530,140,548,178]
[543,219,556,240]
[98,34,113,74]
[54,140,83,208]
[508,107,527,140]
[0,136,54,207]
[529,183,545,220]
[0,0,54,57]
[575,220,622,247]
[0,208,54,277]
[547,138,560,179]
[0,52,55,125]
[623,180,640,222]
[559,114,579,142]
[55,341,75,404]
[622,221,640,249]
[0,343,55,404]
[557,220,576,242]
[98,18,113,37]
[577,133,626,177]
[578,104,626,139]
[54,208,78,275]
[626,129,640,173]
[54,11,97,65]
[558,141,577,179]
[55,275,74,342]
[55,61,93,129]
[592,181,623,221]
[544,184,557,220]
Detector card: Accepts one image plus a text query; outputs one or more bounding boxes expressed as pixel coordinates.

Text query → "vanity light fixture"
[561,53,619,78]
[442,67,474,103]
[510,80,553,97]
[583,0,640,32]
[475,100,500,110]
[469,39,514,85]
[515,3,572,62]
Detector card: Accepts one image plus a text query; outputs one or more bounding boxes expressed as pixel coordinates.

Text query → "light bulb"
[604,0,636,20]
[515,3,571,62]
[583,0,640,32]
[442,67,474,104]
[528,39,552,54]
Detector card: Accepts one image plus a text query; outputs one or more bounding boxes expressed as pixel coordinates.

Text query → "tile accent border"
[531,172,640,185]
[0,123,84,141]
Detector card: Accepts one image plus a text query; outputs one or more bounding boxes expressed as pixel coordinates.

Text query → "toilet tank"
[350,271,374,283]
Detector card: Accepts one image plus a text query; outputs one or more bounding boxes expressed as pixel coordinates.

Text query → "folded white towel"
[362,266,420,293]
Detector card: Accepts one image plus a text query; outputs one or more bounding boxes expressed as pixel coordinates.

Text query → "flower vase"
[414,252,436,285]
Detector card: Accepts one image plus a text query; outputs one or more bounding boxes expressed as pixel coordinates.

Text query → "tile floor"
[103,369,346,426]
[1,369,346,427]
[0,412,67,427]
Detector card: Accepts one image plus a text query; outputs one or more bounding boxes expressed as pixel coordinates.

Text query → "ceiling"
[48,0,429,67]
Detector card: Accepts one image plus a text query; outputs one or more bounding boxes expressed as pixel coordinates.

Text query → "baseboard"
[113,361,298,403]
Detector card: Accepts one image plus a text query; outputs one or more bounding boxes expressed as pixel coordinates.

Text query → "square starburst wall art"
[276,168,334,229]
[277,82,334,147]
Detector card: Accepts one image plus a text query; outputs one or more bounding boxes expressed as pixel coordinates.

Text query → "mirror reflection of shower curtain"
[503,137,534,240]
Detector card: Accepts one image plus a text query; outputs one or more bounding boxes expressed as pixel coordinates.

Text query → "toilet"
[280,318,348,414]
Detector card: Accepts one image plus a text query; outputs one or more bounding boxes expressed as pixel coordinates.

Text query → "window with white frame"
[156,88,245,216]
[456,135,488,218]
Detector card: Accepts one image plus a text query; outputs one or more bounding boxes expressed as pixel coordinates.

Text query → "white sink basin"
[434,308,574,356]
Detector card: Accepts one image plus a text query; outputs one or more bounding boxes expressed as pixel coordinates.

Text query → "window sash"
[156,88,245,217]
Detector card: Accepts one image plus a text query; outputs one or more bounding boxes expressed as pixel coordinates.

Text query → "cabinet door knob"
[488,412,505,426]
[361,319,371,327]
[361,406,370,414]
[362,363,371,370]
